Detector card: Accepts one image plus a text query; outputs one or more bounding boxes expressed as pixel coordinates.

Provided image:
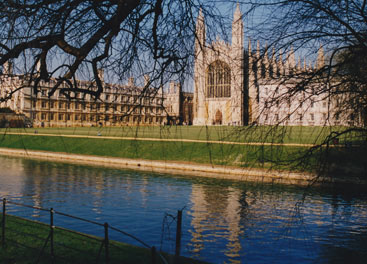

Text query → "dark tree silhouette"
[0,0,224,101]
[238,0,367,177]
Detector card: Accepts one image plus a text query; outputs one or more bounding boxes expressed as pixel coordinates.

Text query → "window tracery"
[206,61,231,98]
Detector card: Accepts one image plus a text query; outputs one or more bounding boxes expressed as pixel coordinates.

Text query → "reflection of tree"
[139,175,149,208]
[2,156,367,263]
[319,228,367,264]
[238,190,249,222]
[0,156,26,198]
[19,160,124,212]
[21,159,51,216]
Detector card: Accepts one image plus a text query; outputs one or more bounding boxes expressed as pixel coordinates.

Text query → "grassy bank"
[0,133,311,171]
[0,125,353,144]
[0,214,205,264]
[0,126,366,177]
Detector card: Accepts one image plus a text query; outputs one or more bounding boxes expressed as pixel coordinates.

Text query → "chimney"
[169,81,175,93]
[35,60,41,72]
[128,77,135,86]
[144,75,150,87]
[2,61,13,75]
[316,45,325,69]
[97,68,104,82]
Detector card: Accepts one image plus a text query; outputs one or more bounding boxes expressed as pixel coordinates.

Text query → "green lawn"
[0,134,312,171]
[0,125,366,176]
[0,214,206,264]
[0,125,352,144]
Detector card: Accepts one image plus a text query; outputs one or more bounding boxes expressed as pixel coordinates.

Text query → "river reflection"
[1,155,367,263]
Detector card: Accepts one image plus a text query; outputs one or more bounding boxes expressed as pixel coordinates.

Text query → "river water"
[0,155,367,263]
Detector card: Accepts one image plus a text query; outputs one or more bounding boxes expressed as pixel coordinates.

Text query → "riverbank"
[0,214,205,264]
[0,146,361,186]
[0,129,366,186]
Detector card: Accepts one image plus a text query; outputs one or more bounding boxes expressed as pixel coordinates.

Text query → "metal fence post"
[50,208,54,258]
[175,210,182,258]
[104,222,109,264]
[151,246,156,264]
[2,198,6,248]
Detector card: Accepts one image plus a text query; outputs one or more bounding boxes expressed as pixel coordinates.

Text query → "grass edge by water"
[0,214,207,264]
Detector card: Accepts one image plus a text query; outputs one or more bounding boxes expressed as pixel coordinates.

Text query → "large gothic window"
[206,61,231,98]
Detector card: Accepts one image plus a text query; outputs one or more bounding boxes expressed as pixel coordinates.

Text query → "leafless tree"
[239,0,367,178]
[0,0,228,101]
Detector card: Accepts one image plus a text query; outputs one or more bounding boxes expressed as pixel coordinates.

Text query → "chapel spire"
[263,43,270,78]
[256,40,261,78]
[316,45,325,69]
[233,3,242,23]
[277,49,284,76]
[232,3,243,50]
[195,8,206,54]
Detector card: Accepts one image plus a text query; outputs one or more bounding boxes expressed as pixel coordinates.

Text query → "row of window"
[264,112,355,122]
[39,113,164,123]
[264,99,331,109]
[35,101,164,114]
[38,89,163,105]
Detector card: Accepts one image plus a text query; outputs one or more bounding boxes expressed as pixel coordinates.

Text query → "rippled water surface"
[1,155,367,263]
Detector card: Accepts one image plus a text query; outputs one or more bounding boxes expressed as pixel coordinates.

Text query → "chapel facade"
[193,5,361,127]
[193,6,247,126]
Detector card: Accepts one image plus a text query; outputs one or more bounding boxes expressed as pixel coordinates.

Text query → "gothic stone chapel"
[192,5,341,127]
[193,5,251,126]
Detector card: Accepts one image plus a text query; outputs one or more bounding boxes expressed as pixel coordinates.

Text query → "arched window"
[206,61,231,98]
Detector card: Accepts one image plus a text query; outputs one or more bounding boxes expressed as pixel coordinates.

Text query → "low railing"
[0,198,169,264]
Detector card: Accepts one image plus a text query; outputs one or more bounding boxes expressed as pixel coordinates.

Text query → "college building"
[0,5,361,128]
[0,66,184,127]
